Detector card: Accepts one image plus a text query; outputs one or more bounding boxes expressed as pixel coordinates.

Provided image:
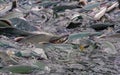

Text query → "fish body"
[19,34,57,44]
[19,33,68,44]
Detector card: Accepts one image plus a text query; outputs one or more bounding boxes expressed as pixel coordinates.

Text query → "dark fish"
[66,22,82,29]
[9,0,17,11]
[52,5,81,12]
[0,27,34,36]
[90,23,114,31]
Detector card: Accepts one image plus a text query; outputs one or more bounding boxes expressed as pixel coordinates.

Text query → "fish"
[18,33,68,44]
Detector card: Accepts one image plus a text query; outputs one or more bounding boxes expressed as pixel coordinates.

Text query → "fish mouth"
[49,35,69,44]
